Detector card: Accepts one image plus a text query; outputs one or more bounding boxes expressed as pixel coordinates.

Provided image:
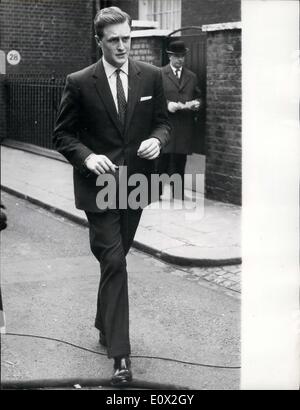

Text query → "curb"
[1,378,188,390]
[1,185,242,268]
[2,139,68,164]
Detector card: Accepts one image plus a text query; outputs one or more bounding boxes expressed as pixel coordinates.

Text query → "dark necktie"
[116,69,127,127]
[175,68,180,79]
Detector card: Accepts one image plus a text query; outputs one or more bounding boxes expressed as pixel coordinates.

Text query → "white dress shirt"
[102,57,129,113]
[170,64,182,79]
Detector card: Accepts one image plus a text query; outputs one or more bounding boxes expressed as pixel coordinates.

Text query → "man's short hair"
[94,7,132,39]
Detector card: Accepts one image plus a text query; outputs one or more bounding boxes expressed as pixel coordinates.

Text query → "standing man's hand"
[185,99,201,111]
[137,138,161,160]
[84,154,118,175]
[167,101,180,113]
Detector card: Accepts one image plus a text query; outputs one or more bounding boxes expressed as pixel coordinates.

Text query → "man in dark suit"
[159,40,201,200]
[53,7,170,386]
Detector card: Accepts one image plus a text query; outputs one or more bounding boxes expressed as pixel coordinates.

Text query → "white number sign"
[7,50,21,66]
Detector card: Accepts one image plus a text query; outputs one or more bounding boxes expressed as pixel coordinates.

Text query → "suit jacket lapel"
[165,64,180,89]
[179,68,192,91]
[92,59,123,136]
[124,59,142,137]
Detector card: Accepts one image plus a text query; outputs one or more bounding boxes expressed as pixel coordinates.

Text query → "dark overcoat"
[161,64,201,154]
[53,59,170,212]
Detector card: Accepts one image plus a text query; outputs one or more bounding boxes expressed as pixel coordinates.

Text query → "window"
[139,0,182,31]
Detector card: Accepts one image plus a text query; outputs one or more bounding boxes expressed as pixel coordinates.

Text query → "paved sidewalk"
[1,145,241,267]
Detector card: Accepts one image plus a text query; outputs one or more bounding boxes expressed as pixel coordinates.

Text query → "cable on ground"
[3,332,241,370]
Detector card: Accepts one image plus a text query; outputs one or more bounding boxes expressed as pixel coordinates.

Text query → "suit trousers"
[158,153,187,198]
[85,208,143,359]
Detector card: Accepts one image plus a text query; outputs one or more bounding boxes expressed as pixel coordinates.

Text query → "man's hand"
[137,138,161,160]
[184,100,201,111]
[167,101,180,113]
[84,154,118,175]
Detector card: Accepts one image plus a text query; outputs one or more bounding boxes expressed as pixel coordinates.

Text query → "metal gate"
[162,27,206,154]
[5,76,65,149]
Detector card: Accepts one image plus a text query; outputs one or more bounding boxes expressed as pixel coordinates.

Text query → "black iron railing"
[5,76,65,149]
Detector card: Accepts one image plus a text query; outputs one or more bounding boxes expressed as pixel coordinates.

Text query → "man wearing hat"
[159,40,202,199]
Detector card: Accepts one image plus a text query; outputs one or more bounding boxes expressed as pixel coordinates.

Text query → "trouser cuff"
[108,343,131,359]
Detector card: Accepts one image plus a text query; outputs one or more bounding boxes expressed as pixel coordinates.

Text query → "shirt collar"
[102,57,129,79]
[170,64,182,75]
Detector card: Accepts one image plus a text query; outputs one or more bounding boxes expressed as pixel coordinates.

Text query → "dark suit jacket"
[53,59,171,212]
[161,64,201,154]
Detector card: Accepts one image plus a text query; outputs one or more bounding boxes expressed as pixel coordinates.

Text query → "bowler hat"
[166,40,189,55]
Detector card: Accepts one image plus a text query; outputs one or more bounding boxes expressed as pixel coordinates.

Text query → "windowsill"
[131,29,172,38]
[132,20,159,29]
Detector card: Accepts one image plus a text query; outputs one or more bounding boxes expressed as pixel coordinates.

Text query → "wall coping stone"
[202,22,242,32]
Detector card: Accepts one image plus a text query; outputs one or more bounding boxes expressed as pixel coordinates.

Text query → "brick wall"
[0,76,7,141]
[0,0,94,77]
[205,28,241,205]
[182,0,240,27]
[130,36,164,67]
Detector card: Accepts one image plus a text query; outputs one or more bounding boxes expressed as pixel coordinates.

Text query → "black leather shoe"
[99,331,107,347]
[111,356,132,387]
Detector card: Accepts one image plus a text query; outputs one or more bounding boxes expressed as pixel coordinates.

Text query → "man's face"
[169,54,185,69]
[98,21,131,67]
